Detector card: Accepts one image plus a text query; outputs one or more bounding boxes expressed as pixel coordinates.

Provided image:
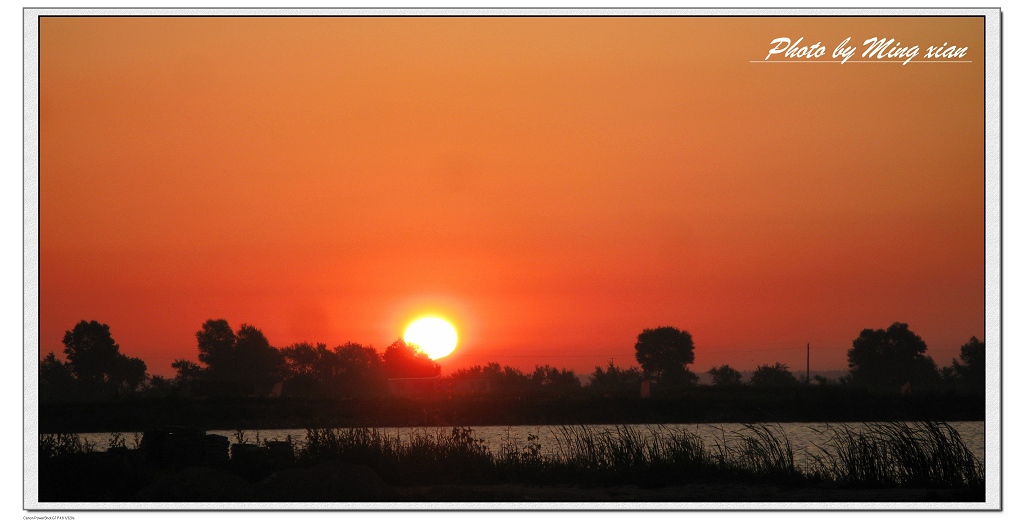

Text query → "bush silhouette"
[708,364,743,387]
[590,361,643,396]
[749,363,798,387]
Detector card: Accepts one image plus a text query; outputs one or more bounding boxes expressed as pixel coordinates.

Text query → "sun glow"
[403,317,459,360]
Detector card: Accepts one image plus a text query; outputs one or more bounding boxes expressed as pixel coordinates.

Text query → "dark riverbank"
[37,423,985,504]
[38,386,984,433]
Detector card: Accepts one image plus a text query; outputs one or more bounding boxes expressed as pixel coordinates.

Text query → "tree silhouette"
[281,341,385,397]
[282,342,323,379]
[280,342,325,397]
[951,336,985,392]
[448,364,491,380]
[191,319,284,395]
[196,319,237,381]
[332,342,385,396]
[634,326,698,386]
[234,324,285,394]
[142,375,175,398]
[39,352,77,401]
[60,320,147,396]
[497,365,533,392]
[110,354,147,392]
[62,320,122,386]
[846,322,939,391]
[382,339,440,378]
[708,364,743,386]
[171,359,203,383]
[748,362,798,387]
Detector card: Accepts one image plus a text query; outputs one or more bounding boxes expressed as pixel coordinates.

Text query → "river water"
[76,421,985,471]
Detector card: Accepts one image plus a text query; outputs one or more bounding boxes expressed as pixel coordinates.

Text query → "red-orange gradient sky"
[39,16,986,377]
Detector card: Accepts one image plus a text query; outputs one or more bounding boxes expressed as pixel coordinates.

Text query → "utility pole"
[806,343,810,384]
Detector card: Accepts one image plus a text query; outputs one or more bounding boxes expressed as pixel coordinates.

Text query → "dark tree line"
[278,341,383,398]
[442,325,698,397]
[701,322,985,394]
[589,361,644,396]
[172,319,447,398]
[446,362,584,395]
[40,319,445,400]
[40,319,986,402]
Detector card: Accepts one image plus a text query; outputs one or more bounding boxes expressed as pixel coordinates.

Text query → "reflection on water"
[76,421,984,469]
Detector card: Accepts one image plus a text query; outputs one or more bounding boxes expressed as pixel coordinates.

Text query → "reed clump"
[544,425,719,486]
[39,433,95,461]
[731,424,801,482]
[39,422,984,492]
[809,421,983,489]
[299,427,496,485]
[294,422,982,489]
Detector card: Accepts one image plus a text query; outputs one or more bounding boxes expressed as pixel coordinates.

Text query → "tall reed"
[809,422,983,488]
[295,423,982,489]
[39,433,95,461]
[40,422,983,490]
[299,427,495,485]
[545,425,718,485]
[732,424,799,481]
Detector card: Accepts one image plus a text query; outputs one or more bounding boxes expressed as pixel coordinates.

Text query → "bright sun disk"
[403,317,458,360]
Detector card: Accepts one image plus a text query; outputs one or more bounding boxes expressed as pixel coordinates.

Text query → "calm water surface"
[79,421,985,470]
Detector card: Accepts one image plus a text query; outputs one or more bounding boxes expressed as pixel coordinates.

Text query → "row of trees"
[172,320,447,397]
[707,363,800,387]
[40,319,443,400]
[448,363,584,395]
[630,323,985,394]
[39,319,986,401]
[632,326,805,389]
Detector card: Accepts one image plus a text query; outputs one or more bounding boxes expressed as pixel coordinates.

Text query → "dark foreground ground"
[37,459,984,505]
[398,482,984,503]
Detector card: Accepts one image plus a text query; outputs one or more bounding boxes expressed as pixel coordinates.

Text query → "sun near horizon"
[404,317,459,360]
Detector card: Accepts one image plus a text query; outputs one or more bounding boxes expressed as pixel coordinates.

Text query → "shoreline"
[37,388,985,434]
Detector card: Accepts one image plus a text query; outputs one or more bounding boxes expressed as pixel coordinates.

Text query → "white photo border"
[22,6,1002,511]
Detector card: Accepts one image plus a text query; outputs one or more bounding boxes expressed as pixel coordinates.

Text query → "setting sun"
[403,317,459,360]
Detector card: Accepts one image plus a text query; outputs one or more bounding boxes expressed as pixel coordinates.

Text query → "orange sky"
[38,16,986,378]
